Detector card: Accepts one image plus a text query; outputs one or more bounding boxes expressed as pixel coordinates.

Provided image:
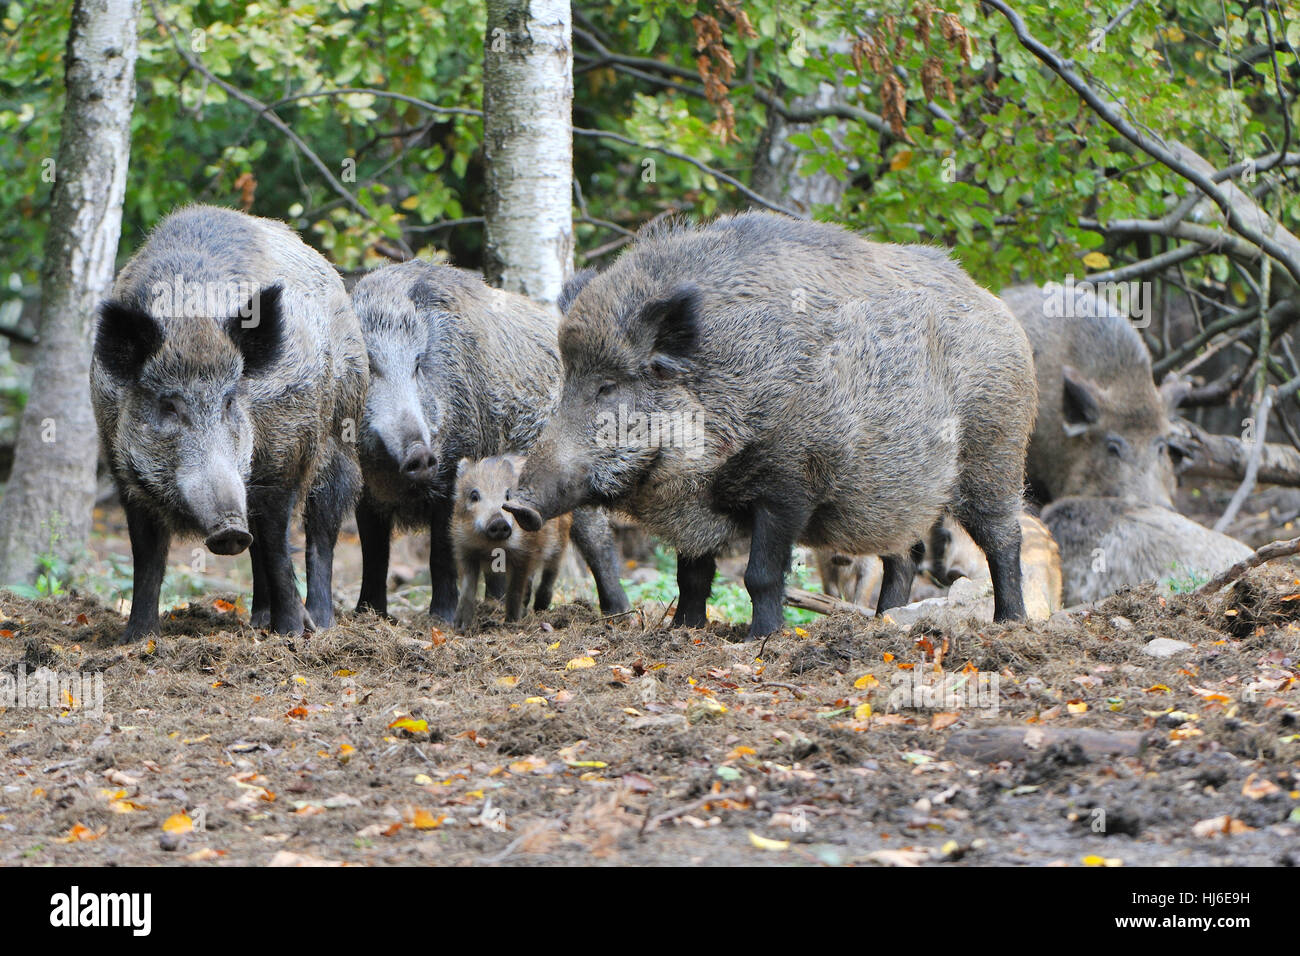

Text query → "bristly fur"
[1002,282,1178,506]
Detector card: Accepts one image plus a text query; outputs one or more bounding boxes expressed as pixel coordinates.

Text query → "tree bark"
[482,0,573,305]
[1172,416,1300,487]
[752,82,856,217]
[0,0,140,585]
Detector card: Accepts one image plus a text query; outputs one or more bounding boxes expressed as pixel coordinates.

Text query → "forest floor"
[1,551,1298,867]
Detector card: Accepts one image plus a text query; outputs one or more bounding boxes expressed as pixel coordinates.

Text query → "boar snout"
[206,521,253,555]
[503,501,543,533]
[482,514,513,540]
[400,442,437,482]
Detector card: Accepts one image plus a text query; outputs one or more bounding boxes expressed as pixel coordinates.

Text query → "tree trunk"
[482,0,573,305]
[0,0,140,586]
[752,83,856,217]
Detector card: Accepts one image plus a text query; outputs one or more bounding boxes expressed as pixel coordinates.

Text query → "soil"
[2,554,1298,867]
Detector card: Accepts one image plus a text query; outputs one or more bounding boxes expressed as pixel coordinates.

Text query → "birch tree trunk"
[0,0,140,585]
[482,0,573,306]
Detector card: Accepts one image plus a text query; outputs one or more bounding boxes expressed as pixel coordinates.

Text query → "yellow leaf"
[726,745,757,760]
[748,831,790,851]
[509,755,548,773]
[388,716,429,734]
[400,195,421,210]
[854,702,873,720]
[854,674,879,689]
[413,774,434,785]
[794,627,809,638]
[334,669,356,677]
[496,675,519,687]
[1082,854,1123,867]
[57,823,101,843]
[524,696,548,705]
[547,641,561,651]
[1067,700,1088,714]
[409,809,446,830]
[566,656,596,670]
[162,812,193,835]
[1082,251,1110,269]
[889,148,914,171]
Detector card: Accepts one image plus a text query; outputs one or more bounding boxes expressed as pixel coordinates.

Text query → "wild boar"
[350,260,629,621]
[451,455,571,632]
[1001,282,1186,506]
[930,513,1063,620]
[1041,496,1253,604]
[504,212,1037,637]
[91,205,367,640]
[813,549,881,607]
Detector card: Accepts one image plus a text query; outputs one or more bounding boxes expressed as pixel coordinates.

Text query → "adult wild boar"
[1042,496,1252,605]
[1001,282,1186,506]
[92,206,367,641]
[504,213,1037,637]
[350,260,629,621]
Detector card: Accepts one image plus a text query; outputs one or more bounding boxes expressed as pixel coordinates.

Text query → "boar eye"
[596,380,616,398]
[159,397,182,420]
[505,489,512,501]
[224,394,236,417]
[1106,438,1125,458]
[469,490,480,503]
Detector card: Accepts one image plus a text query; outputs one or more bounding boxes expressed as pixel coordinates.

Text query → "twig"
[757,681,806,700]
[1197,533,1300,594]
[573,126,799,218]
[641,790,744,835]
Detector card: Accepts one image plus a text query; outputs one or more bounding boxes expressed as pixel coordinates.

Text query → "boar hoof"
[503,502,543,532]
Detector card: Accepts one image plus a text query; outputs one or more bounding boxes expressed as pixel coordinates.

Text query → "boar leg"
[961,510,1027,622]
[504,554,535,622]
[355,496,393,618]
[120,501,171,643]
[673,553,716,628]
[877,549,919,614]
[745,505,808,638]
[249,541,271,628]
[252,490,310,635]
[484,571,507,601]
[570,507,631,614]
[534,559,560,611]
[453,559,480,633]
[304,452,358,630]
[427,496,459,622]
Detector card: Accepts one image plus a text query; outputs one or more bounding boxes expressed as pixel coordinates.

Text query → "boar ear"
[95,301,164,382]
[1062,365,1102,437]
[501,453,527,476]
[226,283,285,377]
[640,284,699,378]
[456,457,471,480]
[558,269,597,314]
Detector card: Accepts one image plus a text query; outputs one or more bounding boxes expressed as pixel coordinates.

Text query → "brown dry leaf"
[1241,774,1281,800]
[930,712,960,731]
[56,823,102,843]
[1191,815,1255,838]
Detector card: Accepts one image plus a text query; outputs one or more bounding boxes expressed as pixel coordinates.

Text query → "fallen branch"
[1171,416,1300,487]
[784,586,873,618]
[1197,533,1300,594]
[641,790,744,835]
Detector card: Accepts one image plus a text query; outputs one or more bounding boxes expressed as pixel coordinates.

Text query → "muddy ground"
[1,558,1298,867]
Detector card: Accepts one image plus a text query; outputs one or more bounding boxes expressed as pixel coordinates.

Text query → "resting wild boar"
[931,513,1063,620]
[505,213,1037,637]
[1041,496,1252,604]
[1001,282,1186,506]
[91,205,367,640]
[813,549,881,607]
[451,455,572,632]
[351,260,629,621]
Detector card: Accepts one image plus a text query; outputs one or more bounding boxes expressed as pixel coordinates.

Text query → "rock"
[1142,637,1192,658]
